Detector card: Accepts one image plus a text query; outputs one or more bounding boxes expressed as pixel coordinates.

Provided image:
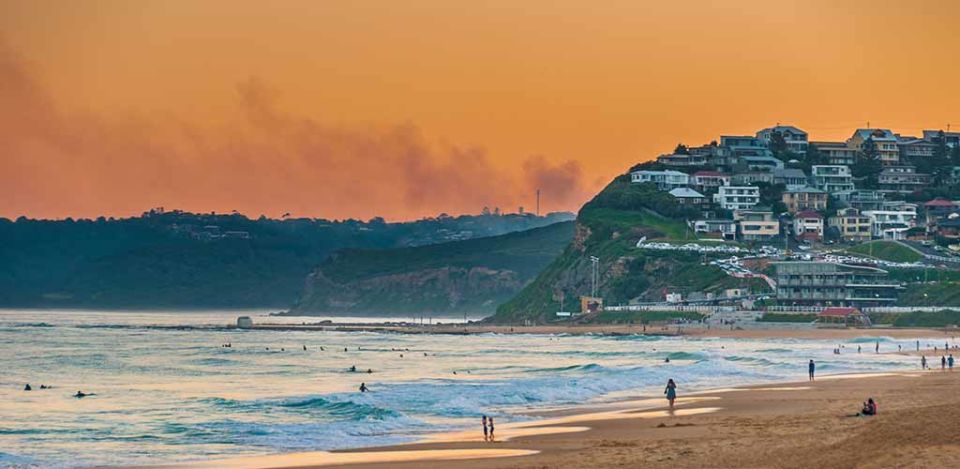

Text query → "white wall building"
[863,210,918,239]
[630,170,689,190]
[713,186,760,210]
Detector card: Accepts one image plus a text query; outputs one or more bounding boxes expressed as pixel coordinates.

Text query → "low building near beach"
[774,262,901,306]
[816,307,871,327]
[237,316,253,328]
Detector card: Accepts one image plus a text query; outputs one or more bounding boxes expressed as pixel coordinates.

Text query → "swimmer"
[359,383,368,393]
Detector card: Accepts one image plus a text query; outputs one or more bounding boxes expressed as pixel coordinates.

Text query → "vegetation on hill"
[288,221,575,314]
[0,210,572,308]
[870,310,960,328]
[847,241,923,263]
[490,173,770,324]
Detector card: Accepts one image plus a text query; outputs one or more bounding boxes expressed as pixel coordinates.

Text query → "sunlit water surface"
[0,310,941,467]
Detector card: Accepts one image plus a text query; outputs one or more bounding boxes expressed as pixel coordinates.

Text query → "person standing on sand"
[876,341,879,353]
[921,355,927,370]
[665,379,677,410]
[482,415,489,441]
[808,360,816,381]
[942,356,947,371]
[949,355,954,370]
[488,417,495,442]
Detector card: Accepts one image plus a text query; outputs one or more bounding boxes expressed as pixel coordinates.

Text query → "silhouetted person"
[808,360,816,381]
[24,384,31,391]
[359,383,368,393]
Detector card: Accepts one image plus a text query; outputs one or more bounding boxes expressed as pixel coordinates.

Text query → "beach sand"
[163,369,960,469]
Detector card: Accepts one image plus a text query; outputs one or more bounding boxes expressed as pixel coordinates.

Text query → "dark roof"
[796,210,823,219]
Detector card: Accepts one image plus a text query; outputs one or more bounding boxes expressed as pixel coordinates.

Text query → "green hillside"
[288,221,575,315]
[847,241,923,263]
[490,174,770,324]
[0,210,572,308]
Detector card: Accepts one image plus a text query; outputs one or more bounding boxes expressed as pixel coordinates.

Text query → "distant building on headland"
[774,262,901,306]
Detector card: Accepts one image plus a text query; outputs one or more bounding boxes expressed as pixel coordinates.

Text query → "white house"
[863,210,918,239]
[630,170,689,190]
[713,186,760,210]
[694,219,737,240]
[668,187,706,205]
[793,210,824,242]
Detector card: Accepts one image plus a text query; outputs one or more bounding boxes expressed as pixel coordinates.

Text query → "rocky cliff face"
[293,266,523,314]
[287,221,576,316]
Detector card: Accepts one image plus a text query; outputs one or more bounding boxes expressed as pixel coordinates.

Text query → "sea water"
[0,310,942,467]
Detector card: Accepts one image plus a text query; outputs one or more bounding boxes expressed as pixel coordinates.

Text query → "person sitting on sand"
[349,365,357,372]
[367,369,372,373]
[359,383,368,393]
[24,384,31,391]
[858,398,877,416]
[664,379,677,410]
[74,391,92,398]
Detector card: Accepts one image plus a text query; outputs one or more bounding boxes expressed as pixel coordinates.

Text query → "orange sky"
[2,0,959,220]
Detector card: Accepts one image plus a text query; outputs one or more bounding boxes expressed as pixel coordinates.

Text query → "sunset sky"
[2,0,960,220]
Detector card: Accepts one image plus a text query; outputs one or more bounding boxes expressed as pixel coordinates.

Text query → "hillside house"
[811,165,855,192]
[691,171,731,191]
[878,166,931,194]
[793,210,824,242]
[630,170,689,190]
[782,187,828,214]
[756,125,809,155]
[829,208,872,242]
[694,219,737,240]
[714,186,761,210]
[734,209,779,241]
[773,168,809,190]
[656,153,707,166]
[812,141,856,166]
[847,128,901,166]
[668,187,707,206]
[863,209,917,239]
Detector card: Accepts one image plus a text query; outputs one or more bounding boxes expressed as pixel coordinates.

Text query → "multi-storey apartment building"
[691,171,731,191]
[774,262,900,306]
[877,166,931,194]
[811,165,855,192]
[713,186,760,210]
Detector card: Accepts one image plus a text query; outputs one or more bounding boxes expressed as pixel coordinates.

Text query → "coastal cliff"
[288,221,575,315]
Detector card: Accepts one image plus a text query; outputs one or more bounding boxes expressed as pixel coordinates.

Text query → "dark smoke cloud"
[0,42,595,220]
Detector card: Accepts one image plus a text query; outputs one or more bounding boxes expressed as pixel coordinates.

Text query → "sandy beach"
[157,368,960,469]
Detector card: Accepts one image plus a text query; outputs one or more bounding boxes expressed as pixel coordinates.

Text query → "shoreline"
[145,368,960,469]
[244,322,959,340]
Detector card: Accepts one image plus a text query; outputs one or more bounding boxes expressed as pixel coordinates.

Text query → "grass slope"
[848,241,923,263]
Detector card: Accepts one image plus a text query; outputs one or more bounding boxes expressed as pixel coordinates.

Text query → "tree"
[853,137,882,189]
[952,145,960,166]
[674,143,690,155]
[769,131,790,159]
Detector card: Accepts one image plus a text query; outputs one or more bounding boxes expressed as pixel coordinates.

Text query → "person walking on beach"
[665,379,678,410]
[808,360,816,381]
[481,415,489,441]
[921,355,927,370]
[949,354,954,371]
[488,417,495,442]
[942,356,947,371]
[875,341,879,354]
[858,345,861,354]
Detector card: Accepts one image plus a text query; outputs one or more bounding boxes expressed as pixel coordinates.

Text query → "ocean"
[0,310,938,467]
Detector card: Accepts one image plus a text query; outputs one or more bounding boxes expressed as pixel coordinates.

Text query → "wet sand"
[161,369,960,469]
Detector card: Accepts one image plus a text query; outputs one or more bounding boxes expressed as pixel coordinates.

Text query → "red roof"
[694,171,725,177]
[795,210,823,219]
[925,198,957,208]
[818,307,862,317]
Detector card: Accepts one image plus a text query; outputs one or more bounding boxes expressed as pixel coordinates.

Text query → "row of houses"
[657,125,960,168]
[631,124,960,243]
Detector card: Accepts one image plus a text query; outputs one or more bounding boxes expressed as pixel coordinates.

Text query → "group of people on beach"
[920,354,954,371]
[481,415,496,441]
